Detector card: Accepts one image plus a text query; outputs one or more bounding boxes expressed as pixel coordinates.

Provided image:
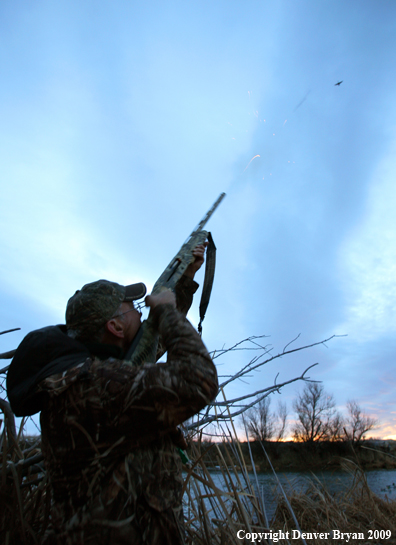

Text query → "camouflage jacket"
[37,277,218,544]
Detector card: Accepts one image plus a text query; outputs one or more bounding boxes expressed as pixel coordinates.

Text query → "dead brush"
[183,430,270,544]
[271,459,396,544]
[0,327,49,545]
[0,413,49,545]
[2,417,396,544]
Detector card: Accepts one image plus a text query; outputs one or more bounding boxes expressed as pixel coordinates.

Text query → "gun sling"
[198,231,216,335]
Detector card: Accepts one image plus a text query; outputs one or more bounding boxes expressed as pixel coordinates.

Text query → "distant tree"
[275,400,288,442]
[292,382,336,442]
[344,400,378,442]
[245,397,274,442]
[245,397,288,442]
[328,411,345,442]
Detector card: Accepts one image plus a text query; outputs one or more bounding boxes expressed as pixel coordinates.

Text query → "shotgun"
[125,192,226,366]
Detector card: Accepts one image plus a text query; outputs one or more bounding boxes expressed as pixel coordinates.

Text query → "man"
[7,245,218,544]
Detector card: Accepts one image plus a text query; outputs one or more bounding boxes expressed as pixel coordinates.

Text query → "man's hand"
[145,289,176,309]
[184,242,208,279]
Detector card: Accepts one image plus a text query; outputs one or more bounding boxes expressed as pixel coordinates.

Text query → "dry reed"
[2,415,396,544]
[271,459,396,544]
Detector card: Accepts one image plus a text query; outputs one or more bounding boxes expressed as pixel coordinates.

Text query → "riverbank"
[198,439,396,472]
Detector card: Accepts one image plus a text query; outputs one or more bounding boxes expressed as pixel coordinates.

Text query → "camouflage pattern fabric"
[38,277,218,545]
[155,275,198,362]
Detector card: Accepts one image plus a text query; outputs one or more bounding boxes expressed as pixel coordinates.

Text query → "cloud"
[337,139,396,341]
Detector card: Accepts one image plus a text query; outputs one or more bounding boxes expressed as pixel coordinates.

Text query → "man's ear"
[105,318,125,339]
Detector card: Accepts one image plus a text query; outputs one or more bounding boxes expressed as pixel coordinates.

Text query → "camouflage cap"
[66,279,147,338]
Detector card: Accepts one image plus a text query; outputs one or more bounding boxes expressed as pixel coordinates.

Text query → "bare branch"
[210,335,272,360]
[283,333,301,353]
[186,366,318,430]
[219,335,342,390]
[0,328,20,336]
[0,350,16,360]
[0,398,17,440]
[186,333,342,431]
[214,364,318,407]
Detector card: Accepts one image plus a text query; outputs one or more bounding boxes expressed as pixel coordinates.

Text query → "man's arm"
[94,292,218,441]
[155,243,206,360]
[175,242,207,314]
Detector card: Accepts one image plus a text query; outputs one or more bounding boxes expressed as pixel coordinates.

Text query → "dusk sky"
[1,1,396,439]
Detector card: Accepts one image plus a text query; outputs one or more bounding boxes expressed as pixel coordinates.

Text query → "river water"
[185,468,396,521]
[253,468,396,519]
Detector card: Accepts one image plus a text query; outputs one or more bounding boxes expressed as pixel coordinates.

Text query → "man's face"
[115,301,143,346]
